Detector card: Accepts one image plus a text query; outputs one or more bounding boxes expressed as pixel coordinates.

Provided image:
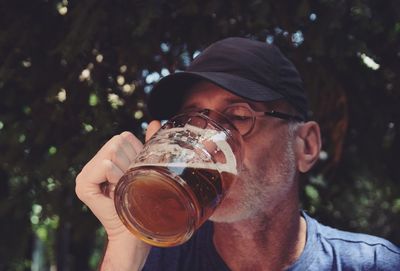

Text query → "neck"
[212,198,306,271]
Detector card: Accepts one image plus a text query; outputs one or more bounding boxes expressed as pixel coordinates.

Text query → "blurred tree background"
[0,0,399,270]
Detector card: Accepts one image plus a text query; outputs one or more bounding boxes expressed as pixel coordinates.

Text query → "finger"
[120,131,144,160]
[76,133,141,198]
[104,159,125,200]
[146,120,161,142]
[104,159,125,184]
[117,133,137,164]
[76,159,123,201]
[108,141,132,172]
[93,134,134,173]
[76,157,123,190]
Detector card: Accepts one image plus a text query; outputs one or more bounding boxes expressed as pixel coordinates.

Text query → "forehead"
[180,81,292,113]
[181,81,266,110]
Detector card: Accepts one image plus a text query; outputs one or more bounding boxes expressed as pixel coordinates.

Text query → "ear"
[295,121,321,173]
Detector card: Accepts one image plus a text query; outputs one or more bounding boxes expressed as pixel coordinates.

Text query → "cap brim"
[147,71,284,120]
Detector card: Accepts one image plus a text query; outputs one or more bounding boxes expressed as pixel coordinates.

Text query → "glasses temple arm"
[264,111,305,122]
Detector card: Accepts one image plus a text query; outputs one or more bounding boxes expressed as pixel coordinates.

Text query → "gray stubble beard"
[210,124,299,224]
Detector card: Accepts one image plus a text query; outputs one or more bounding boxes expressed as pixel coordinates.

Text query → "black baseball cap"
[147,37,308,120]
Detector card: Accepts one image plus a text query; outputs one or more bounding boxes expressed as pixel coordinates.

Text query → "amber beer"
[115,164,235,247]
[114,110,242,247]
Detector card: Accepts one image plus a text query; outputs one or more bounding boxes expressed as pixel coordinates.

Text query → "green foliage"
[1,0,399,270]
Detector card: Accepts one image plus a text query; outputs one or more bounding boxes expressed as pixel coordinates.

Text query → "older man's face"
[180,81,299,223]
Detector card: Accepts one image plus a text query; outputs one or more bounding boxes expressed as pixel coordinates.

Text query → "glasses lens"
[174,107,252,136]
[200,109,237,132]
[223,105,253,136]
[169,111,208,129]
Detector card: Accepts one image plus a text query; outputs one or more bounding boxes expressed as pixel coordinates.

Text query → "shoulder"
[305,212,400,270]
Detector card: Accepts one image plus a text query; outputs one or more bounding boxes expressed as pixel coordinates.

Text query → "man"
[75,37,400,270]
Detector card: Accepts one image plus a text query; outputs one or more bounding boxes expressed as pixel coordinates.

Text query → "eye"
[223,105,253,121]
[221,105,253,135]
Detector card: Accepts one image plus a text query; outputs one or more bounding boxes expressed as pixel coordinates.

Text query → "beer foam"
[135,124,237,175]
[131,162,234,174]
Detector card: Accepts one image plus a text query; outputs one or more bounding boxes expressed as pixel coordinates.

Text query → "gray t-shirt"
[143,211,400,270]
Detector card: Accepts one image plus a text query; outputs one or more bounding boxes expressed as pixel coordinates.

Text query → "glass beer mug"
[114,109,242,247]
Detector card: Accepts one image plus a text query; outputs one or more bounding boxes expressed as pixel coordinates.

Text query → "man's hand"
[75,120,161,270]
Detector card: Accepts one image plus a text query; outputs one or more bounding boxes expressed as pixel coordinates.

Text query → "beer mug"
[114,109,242,247]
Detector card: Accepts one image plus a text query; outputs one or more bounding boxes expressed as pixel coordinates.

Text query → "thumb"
[145,120,161,142]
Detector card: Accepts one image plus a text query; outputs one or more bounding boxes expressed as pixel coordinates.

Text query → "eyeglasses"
[222,103,304,136]
[181,103,305,137]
